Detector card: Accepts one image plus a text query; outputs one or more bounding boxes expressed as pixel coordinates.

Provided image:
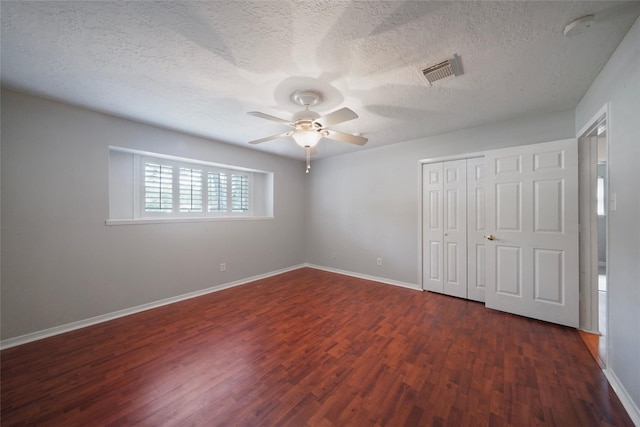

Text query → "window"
[178,167,203,212]
[597,176,605,216]
[107,147,273,223]
[144,163,173,213]
[231,174,249,212]
[140,156,251,217]
[208,172,228,212]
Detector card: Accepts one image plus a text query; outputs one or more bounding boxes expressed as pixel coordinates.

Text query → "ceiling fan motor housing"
[290,90,322,108]
[292,109,321,123]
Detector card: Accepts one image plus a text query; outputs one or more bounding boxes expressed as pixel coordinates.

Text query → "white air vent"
[421,56,461,86]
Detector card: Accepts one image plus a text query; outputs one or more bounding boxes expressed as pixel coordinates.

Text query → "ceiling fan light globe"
[292,130,321,147]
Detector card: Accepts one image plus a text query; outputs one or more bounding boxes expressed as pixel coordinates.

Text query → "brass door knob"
[485,234,495,241]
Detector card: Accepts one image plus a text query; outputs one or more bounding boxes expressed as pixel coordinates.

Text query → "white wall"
[1,90,306,339]
[575,16,640,415]
[306,109,575,286]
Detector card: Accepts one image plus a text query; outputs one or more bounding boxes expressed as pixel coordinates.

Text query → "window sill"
[106,216,274,226]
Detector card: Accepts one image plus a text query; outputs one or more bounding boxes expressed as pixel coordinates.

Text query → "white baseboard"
[304,263,421,291]
[603,367,640,426]
[0,264,305,350]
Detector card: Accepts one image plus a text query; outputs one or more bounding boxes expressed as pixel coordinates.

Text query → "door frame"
[577,103,610,339]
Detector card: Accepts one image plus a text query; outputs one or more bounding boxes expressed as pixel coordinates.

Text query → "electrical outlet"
[220,262,226,272]
[376,257,382,266]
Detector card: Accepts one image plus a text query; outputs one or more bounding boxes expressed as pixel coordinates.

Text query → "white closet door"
[467,157,486,302]
[485,139,579,327]
[423,163,444,293]
[422,160,467,298]
[442,160,467,298]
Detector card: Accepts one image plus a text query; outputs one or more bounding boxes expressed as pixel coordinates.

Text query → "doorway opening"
[578,112,608,368]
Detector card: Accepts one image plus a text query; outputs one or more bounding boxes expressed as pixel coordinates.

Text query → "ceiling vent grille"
[421,56,461,86]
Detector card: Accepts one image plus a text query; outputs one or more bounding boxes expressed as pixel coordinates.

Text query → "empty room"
[1,1,639,426]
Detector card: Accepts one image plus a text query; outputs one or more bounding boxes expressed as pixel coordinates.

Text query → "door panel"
[534,180,563,232]
[446,243,458,283]
[423,160,467,298]
[429,241,441,281]
[534,249,563,303]
[485,139,579,327]
[423,163,444,293]
[443,160,467,298]
[496,246,521,296]
[496,182,521,231]
[467,157,486,302]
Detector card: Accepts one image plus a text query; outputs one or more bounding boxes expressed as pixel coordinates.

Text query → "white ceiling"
[2,1,639,159]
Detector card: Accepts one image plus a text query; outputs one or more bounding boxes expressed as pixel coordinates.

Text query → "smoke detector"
[421,55,462,86]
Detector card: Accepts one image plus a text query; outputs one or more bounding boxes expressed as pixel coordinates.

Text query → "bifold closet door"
[423,159,467,298]
[467,157,487,302]
[423,162,444,293]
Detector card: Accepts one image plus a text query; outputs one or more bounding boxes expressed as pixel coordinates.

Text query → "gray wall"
[1,90,306,339]
[306,109,575,286]
[575,15,640,413]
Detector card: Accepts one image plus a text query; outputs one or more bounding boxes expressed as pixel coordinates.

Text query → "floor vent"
[421,56,461,86]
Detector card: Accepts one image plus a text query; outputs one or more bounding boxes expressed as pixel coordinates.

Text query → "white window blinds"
[208,172,228,212]
[231,174,249,212]
[139,156,251,218]
[144,163,173,212]
[179,167,203,212]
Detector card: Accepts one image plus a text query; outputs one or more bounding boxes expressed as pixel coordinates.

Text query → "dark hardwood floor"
[1,268,633,426]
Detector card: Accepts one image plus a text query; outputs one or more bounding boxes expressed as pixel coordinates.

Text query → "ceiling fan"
[248,90,367,173]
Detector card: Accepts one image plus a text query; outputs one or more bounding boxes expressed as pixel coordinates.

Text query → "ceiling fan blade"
[323,130,368,146]
[315,107,358,127]
[247,111,294,127]
[248,131,293,145]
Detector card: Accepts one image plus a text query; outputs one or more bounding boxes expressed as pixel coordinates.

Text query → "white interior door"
[467,157,486,302]
[442,160,467,298]
[423,163,444,293]
[485,139,579,327]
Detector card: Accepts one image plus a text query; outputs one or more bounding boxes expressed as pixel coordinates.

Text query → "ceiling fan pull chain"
[306,146,311,173]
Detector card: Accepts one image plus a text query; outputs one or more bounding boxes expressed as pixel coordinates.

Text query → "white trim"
[577,103,608,140]
[603,367,640,426]
[0,264,305,350]
[419,151,485,165]
[576,103,610,369]
[106,216,274,226]
[305,263,421,291]
[417,160,424,290]
[109,145,267,174]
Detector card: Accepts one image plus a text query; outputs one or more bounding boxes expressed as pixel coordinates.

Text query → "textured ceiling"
[2,1,639,159]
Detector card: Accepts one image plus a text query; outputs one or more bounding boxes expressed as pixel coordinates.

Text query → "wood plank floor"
[1,268,633,426]
[578,331,605,370]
